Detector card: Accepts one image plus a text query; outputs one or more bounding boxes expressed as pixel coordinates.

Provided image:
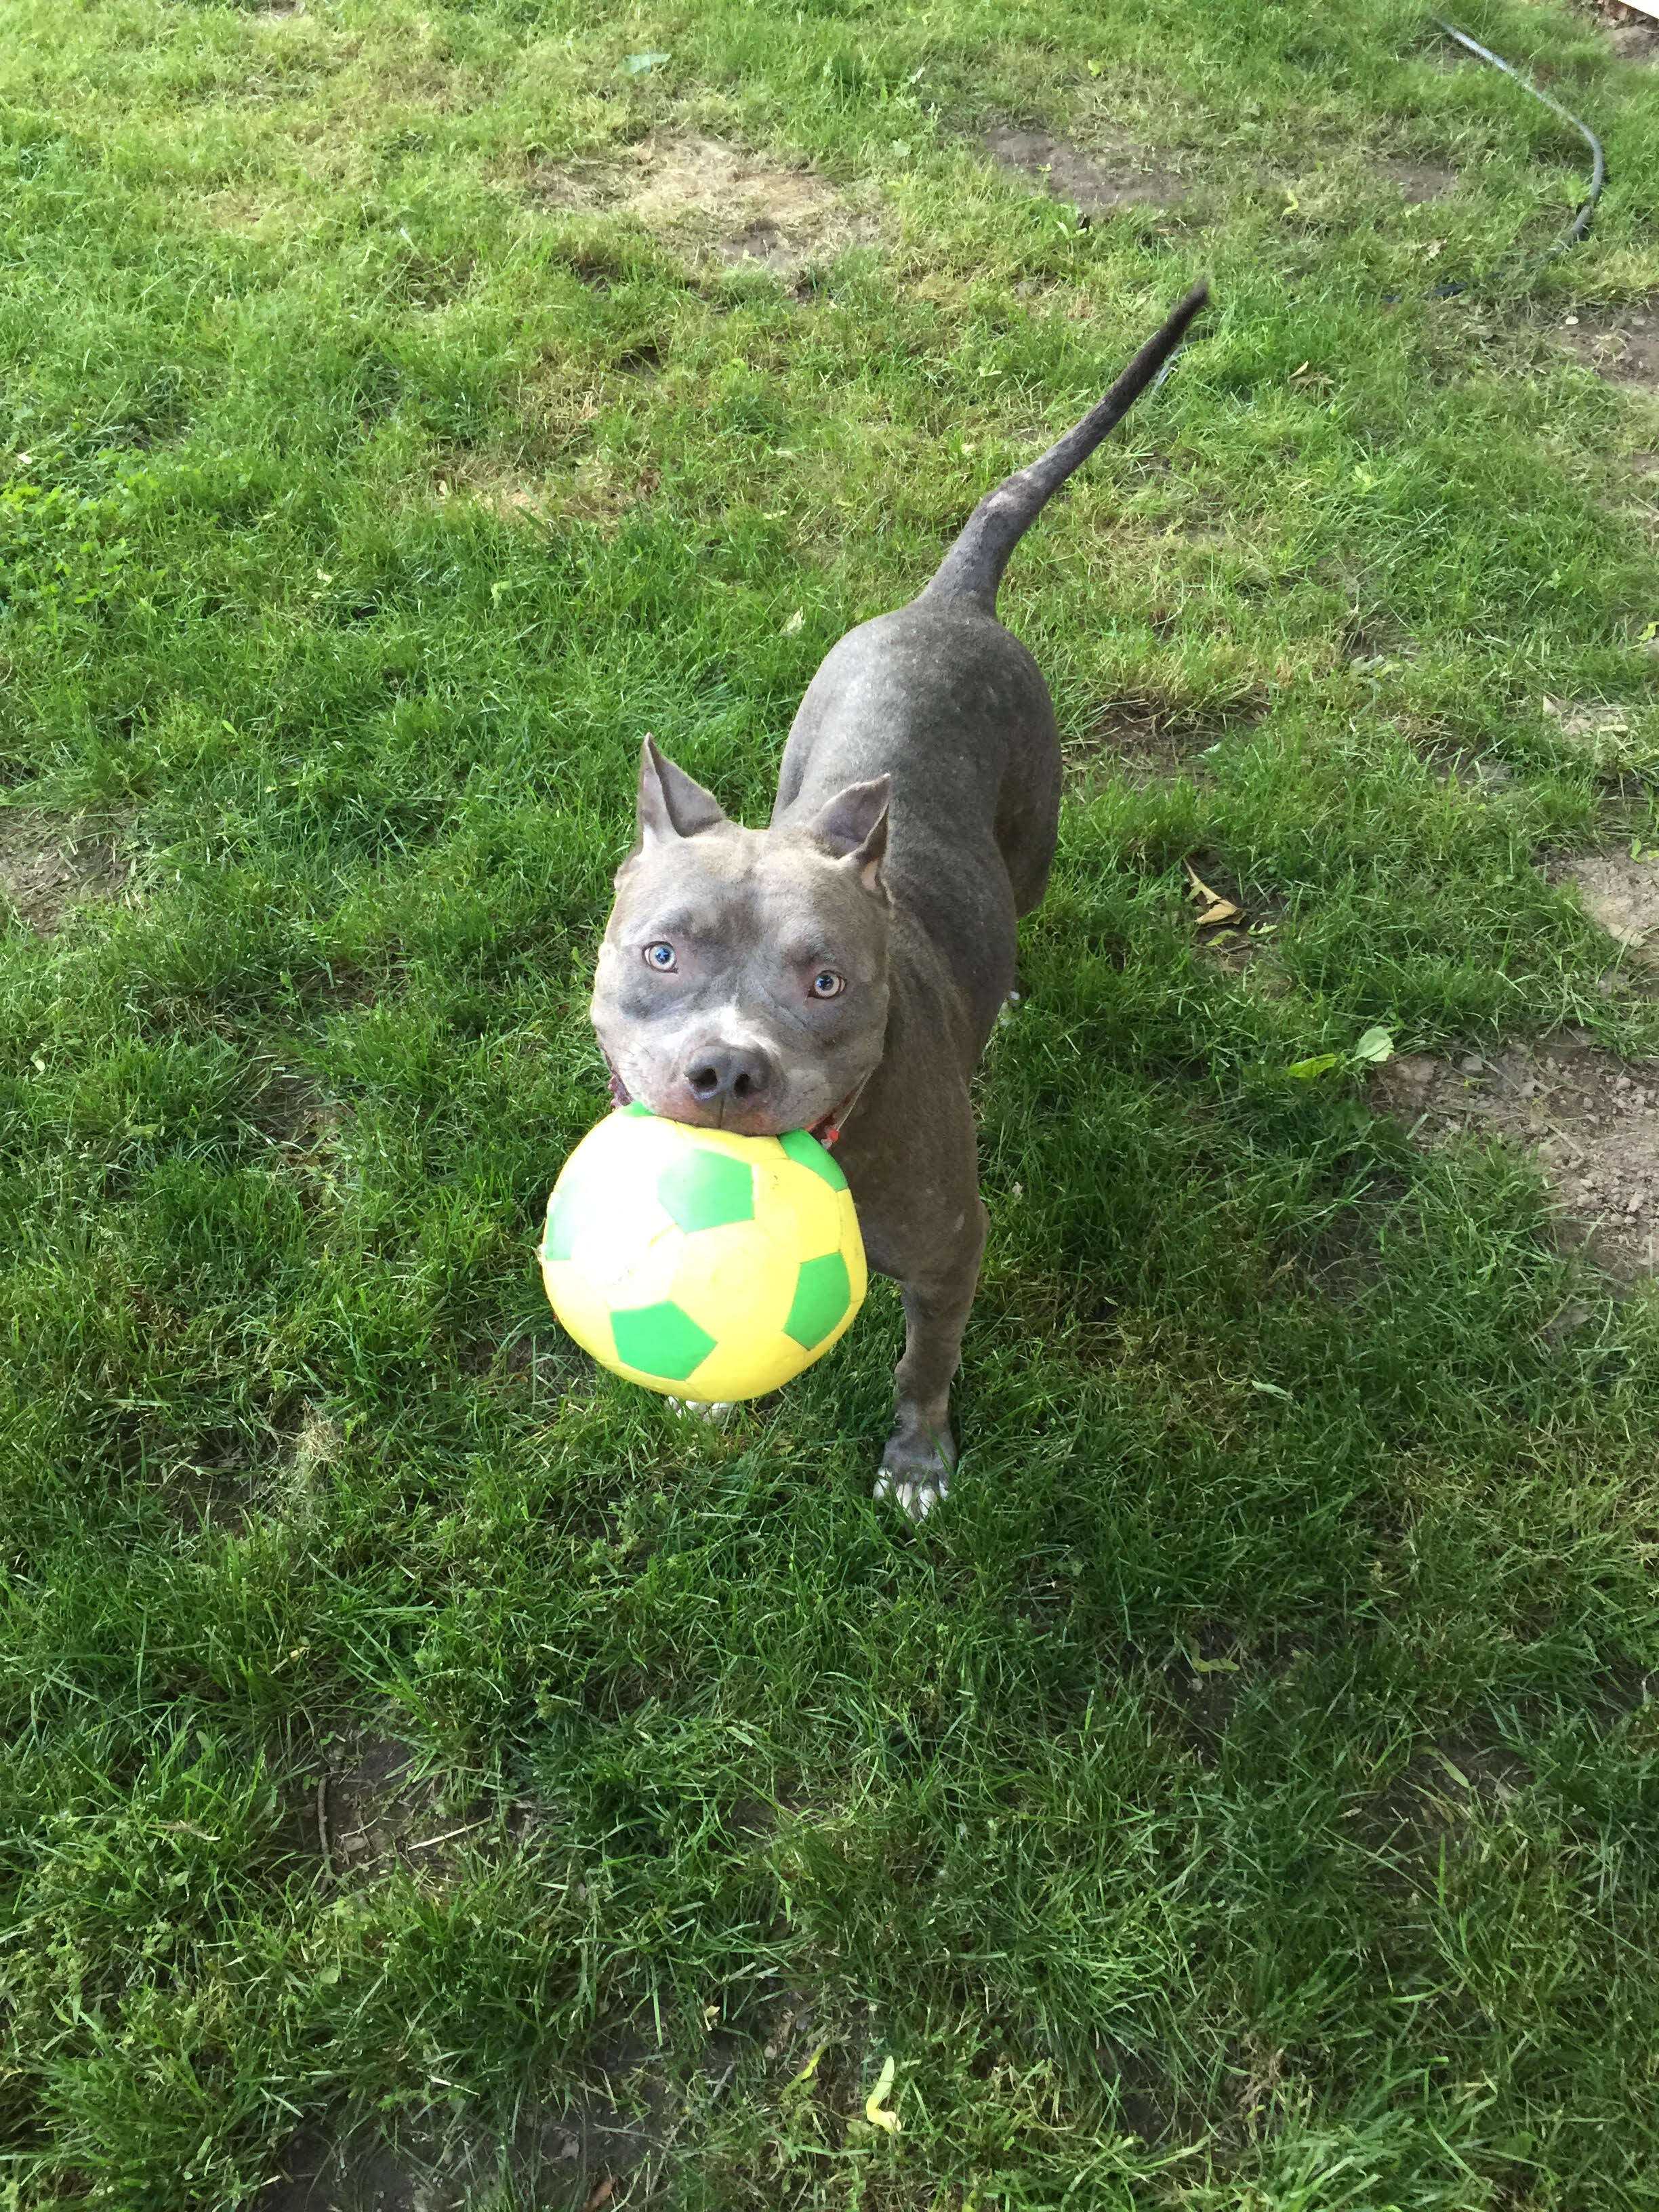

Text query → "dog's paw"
[874,1464,949,1521]
[666,1396,736,1425]
[875,1411,956,1522]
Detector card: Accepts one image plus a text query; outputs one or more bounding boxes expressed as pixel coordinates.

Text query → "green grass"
[3,0,1659,2204]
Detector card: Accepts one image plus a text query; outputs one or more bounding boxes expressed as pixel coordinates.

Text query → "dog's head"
[591,738,891,1139]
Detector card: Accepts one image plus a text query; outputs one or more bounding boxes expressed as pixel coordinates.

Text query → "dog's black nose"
[684,1045,773,1109]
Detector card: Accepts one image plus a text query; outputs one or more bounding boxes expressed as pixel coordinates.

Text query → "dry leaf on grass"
[864,2054,901,2133]
[1185,861,1242,927]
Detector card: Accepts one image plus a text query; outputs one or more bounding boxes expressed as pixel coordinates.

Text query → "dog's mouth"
[600,1050,855,1149]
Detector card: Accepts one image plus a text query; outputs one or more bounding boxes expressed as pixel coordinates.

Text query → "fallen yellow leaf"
[1185,861,1221,905]
[865,2054,901,2134]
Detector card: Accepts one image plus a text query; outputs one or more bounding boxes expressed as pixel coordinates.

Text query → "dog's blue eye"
[811,970,844,999]
[644,942,676,970]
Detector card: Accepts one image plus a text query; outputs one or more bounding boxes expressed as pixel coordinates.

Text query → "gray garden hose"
[1431,17,1606,271]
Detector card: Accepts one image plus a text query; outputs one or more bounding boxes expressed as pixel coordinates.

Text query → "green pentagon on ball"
[777,1126,848,1191]
[543,1184,580,1263]
[657,1148,755,1233]
[783,1250,853,1349]
[611,1300,718,1381]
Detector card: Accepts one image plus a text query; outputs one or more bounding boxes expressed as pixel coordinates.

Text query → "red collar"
[810,1086,860,1151]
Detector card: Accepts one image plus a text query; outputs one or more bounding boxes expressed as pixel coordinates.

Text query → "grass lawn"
[4,0,1659,2203]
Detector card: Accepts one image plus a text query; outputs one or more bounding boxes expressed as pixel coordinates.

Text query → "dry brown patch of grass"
[431,444,661,530]
[0,811,127,934]
[529,132,879,277]
[1556,295,1659,390]
[983,125,1188,220]
[1376,156,1458,203]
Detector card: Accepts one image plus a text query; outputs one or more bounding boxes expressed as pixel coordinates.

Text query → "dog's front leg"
[874,1197,987,1519]
[844,1084,986,1521]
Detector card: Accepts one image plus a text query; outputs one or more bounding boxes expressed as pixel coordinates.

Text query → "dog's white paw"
[666,1396,736,1425]
[877,1407,956,1522]
[874,1465,949,1521]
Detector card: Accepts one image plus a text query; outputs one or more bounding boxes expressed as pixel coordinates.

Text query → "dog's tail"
[920,279,1210,614]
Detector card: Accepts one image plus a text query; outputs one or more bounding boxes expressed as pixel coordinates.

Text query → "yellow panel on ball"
[768,1153,843,1259]
[672,1218,796,1344]
[568,1185,680,1309]
[836,1189,867,1304]
[684,1328,813,1404]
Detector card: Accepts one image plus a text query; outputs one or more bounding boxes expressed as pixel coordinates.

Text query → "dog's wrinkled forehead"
[611,821,760,941]
[605,735,891,962]
[611,823,884,966]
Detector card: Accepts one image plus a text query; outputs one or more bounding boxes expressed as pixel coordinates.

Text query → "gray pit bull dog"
[592,281,1209,1517]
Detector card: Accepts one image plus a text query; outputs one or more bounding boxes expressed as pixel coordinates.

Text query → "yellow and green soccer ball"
[539,1105,866,1402]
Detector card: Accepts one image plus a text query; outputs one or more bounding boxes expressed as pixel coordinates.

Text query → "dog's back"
[773,600,1055,1046]
[774,281,1209,1043]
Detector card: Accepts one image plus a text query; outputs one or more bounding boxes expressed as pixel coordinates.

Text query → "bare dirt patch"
[1562,849,1659,960]
[1575,0,1659,62]
[1378,157,1458,203]
[1556,295,1659,389]
[160,1454,261,1537]
[1156,1623,1252,1765]
[1536,696,1658,781]
[1180,856,1288,983]
[1626,450,1659,543]
[983,125,1188,219]
[260,2045,672,2211]
[1544,696,1642,744]
[0,812,126,933]
[530,134,877,278]
[316,1729,494,1890]
[1063,697,1261,790]
[1370,1036,1659,1277]
[1420,737,1515,792]
[1368,1738,1532,1864]
[259,2095,661,2212]
[257,1064,353,1149]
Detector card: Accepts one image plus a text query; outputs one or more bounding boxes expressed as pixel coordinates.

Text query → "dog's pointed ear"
[811,775,889,893]
[636,735,728,849]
